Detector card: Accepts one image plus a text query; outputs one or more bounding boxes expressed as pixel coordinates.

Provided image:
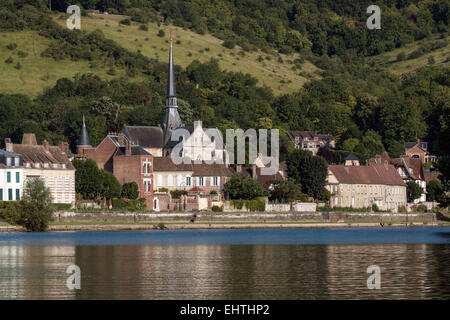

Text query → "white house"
[0,150,24,201]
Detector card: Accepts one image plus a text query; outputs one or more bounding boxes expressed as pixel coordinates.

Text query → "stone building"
[0,150,24,201]
[5,134,75,205]
[287,130,335,155]
[368,152,427,203]
[326,163,407,212]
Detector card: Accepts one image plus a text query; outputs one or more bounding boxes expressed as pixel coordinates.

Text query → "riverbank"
[0,211,444,232]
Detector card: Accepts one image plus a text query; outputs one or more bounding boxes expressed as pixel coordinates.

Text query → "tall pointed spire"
[78,115,91,147]
[161,33,183,133]
[166,32,176,102]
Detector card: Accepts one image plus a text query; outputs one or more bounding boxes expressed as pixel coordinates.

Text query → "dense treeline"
[24,0,449,57]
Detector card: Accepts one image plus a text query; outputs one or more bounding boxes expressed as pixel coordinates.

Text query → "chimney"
[252,164,257,179]
[43,139,50,152]
[236,164,242,173]
[125,139,132,156]
[5,138,13,152]
[117,132,125,146]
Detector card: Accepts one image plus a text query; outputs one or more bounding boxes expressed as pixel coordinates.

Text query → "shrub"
[210,190,218,195]
[0,202,21,225]
[14,62,21,69]
[158,187,169,193]
[5,57,13,64]
[157,30,165,37]
[170,189,187,199]
[51,203,72,211]
[121,182,139,200]
[222,39,236,49]
[211,205,223,212]
[372,204,380,212]
[17,50,28,58]
[6,42,17,50]
[139,24,148,31]
[119,19,131,26]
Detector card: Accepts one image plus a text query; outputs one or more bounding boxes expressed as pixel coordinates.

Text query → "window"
[144,179,151,192]
[14,157,19,166]
[6,172,11,183]
[15,189,20,200]
[143,162,151,174]
[0,189,2,200]
[8,189,12,201]
[6,157,11,166]
[199,177,204,186]
[211,176,220,186]
[157,174,163,187]
[167,175,173,186]
[15,172,19,183]
[53,164,58,169]
[177,174,183,186]
[186,176,191,186]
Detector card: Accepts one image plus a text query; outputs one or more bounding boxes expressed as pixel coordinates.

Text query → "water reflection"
[1,243,449,299]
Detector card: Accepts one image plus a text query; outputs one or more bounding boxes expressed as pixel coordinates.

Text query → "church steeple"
[161,34,183,133]
[77,115,91,155]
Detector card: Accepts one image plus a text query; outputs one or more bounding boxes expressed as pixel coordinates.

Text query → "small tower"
[161,34,183,146]
[77,115,92,155]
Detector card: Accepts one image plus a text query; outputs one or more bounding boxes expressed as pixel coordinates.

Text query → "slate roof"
[344,153,359,161]
[405,141,428,152]
[122,126,164,148]
[329,164,405,186]
[153,157,193,171]
[114,145,151,156]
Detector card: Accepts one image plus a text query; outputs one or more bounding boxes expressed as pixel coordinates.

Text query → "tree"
[224,174,266,200]
[121,182,139,200]
[406,181,422,203]
[99,170,122,200]
[286,149,329,200]
[18,177,54,232]
[72,158,102,199]
[426,180,443,202]
[269,180,304,203]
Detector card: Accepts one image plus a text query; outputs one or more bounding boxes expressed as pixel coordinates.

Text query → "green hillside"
[0,13,319,97]
[371,36,450,75]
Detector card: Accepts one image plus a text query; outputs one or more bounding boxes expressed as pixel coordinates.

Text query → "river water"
[0,227,449,299]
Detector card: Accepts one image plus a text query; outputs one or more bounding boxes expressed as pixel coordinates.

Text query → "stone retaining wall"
[54,211,436,223]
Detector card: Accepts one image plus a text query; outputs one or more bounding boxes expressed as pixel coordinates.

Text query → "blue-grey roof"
[77,115,91,147]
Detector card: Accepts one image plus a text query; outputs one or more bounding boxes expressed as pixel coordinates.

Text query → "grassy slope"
[0,30,134,97]
[370,36,450,75]
[61,13,320,95]
[0,12,319,97]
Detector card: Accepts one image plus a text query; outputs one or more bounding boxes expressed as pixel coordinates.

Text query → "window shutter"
[210,176,213,186]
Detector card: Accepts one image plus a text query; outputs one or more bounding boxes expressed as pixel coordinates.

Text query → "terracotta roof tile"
[329,164,405,186]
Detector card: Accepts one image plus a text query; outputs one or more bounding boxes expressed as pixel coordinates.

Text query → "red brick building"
[404,139,436,164]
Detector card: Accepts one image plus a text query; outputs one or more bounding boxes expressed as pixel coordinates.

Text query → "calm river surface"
[0,227,449,299]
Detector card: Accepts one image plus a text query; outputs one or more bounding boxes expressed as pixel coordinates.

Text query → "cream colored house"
[327,164,407,212]
[5,134,76,205]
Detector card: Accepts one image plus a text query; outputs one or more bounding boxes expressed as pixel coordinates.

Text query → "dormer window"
[14,157,19,166]
[26,163,30,168]
[62,164,66,169]
[6,157,11,166]
[314,137,318,141]
[44,163,49,168]
[53,164,58,169]
[304,137,309,141]
[35,163,40,168]
[295,137,299,141]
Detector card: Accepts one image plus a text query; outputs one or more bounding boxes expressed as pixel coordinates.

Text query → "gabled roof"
[12,144,74,170]
[344,153,359,161]
[329,164,405,186]
[287,130,334,142]
[153,157,193,172]
[123,126,164,148]
[405,141,428,152]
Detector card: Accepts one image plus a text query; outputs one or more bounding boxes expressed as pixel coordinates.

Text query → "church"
[76,38,231,210]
